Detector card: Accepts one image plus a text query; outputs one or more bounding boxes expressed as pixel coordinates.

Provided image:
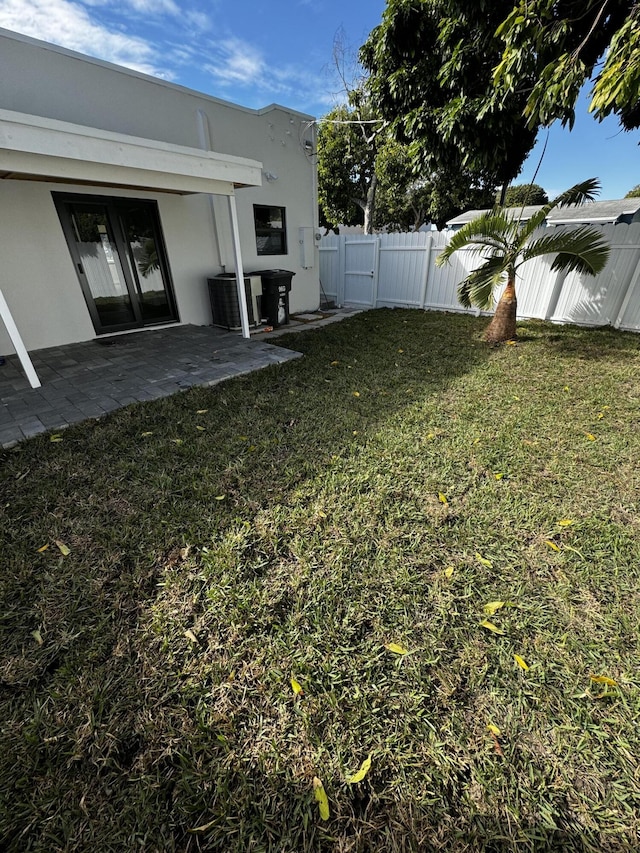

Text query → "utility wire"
[313,118,387,125]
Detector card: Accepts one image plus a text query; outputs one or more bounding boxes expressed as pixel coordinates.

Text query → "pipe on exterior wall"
[197,108,227,269]
[299,117,320,308]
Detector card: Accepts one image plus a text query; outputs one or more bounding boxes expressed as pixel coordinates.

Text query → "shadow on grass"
[519,319,640,360]
[1,310,639,851]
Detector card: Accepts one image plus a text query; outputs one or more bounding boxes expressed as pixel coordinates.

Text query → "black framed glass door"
[54,194,178,334]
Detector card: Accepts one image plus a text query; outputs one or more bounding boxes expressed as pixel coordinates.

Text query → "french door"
[54,194,178,334]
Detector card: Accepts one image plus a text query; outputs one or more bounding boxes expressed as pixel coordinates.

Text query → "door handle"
[77,262,84,275]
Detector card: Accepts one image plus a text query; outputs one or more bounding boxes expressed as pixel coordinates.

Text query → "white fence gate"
[343,237,378,307]
[319,223,640,332]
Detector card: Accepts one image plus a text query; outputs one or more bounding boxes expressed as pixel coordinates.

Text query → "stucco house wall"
[0,29,319,355]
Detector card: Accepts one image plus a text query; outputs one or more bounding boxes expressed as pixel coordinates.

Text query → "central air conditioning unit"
[207,273,264,330]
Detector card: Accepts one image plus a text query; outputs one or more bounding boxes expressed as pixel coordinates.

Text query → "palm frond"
[553,178,601,209]
[448,237,510,259]
[439,180,609,320]
[521,226,610,276]
[519,206,549,240]
[457,256,507,310]
[519,178,602,242]
[437,210,514,266]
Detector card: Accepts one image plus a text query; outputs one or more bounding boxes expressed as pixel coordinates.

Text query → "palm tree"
[436,178,610,343]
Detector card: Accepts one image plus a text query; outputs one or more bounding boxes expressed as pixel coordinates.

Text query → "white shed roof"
[547,199,640,224]
[446,205,544,227]
[446,199,640,229]
[0,108,263,195]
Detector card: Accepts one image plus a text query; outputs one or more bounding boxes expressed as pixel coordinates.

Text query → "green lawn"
[1,310,640,852]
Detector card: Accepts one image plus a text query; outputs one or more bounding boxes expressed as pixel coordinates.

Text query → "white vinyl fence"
[319,223,640,332]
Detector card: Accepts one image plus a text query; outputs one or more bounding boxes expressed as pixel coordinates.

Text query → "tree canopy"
[360,0,539,196]
[492,1,640,131]
[502,184,549,206]
[317,95,496,232]
[625,184,640,198]
[317,101,380,232]
[374,144,497,230]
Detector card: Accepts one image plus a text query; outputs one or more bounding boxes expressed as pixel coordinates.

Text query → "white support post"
[613,255,640,329]
[337,235,346,308]
[227,194,251,339]
[544,269,568,321]
[0,288,41,388]
[371,237,381,308]
[419,233,433,309]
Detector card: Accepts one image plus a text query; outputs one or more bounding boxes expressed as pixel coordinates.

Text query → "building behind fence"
[319,224,640,333]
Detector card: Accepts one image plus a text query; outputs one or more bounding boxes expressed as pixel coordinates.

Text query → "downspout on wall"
[197,109,227,270]
[197,108,249,338]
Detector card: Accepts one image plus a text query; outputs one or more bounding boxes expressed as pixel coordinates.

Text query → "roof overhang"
[550,216,620,224]
[0,108,263,195]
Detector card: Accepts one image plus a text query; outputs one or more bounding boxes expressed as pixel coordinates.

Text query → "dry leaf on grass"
[384,642,408,655]
[346,754,372,784]
[480,620,505,635]
[313,777,330,820]
[589,675,617,686]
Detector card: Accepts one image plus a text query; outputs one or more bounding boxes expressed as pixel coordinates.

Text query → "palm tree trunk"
[484,274,517,343]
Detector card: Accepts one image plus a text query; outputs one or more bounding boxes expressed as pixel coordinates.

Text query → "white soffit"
[0,109,263,195]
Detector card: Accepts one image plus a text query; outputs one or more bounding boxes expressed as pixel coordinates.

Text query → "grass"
[1,309,640,852]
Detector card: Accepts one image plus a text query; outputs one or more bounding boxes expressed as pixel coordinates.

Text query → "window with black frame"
[254,205,287,255]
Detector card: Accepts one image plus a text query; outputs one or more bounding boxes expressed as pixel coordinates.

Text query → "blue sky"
[0,0,637,199]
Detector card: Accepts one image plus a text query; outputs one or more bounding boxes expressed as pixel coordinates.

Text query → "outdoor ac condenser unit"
[207,273,263,330]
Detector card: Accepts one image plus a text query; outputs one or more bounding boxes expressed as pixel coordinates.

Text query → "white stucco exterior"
[0,28,319,355]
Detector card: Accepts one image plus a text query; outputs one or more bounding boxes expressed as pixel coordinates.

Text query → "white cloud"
[204,37,266,86]
[0,0,168,77]
[184,9,211,32]
[83,0,180,14]
[123,0,180,13]
[203,36,328,109]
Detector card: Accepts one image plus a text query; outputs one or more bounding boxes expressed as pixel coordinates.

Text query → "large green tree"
[318,35,393,234]
[625,184,640,198]
[361,0,539,200]
[317,96,496,232]
[436,179,610,343]
[492,1,639,131]
[502,184,549,206]
[373,140,496,231]
[317,109,430,233]
[371,138,429,231]
[317,100,382,233]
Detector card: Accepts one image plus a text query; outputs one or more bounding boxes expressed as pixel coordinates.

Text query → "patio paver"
[0,324,302,447]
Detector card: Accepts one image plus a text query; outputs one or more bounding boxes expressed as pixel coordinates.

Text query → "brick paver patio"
[0,324,302,447]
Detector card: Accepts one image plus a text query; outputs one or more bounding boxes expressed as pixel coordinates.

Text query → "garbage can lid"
[251,268,295,278]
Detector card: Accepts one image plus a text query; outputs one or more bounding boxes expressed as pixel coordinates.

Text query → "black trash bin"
[254,269,295,328]
[207,274,256,330]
